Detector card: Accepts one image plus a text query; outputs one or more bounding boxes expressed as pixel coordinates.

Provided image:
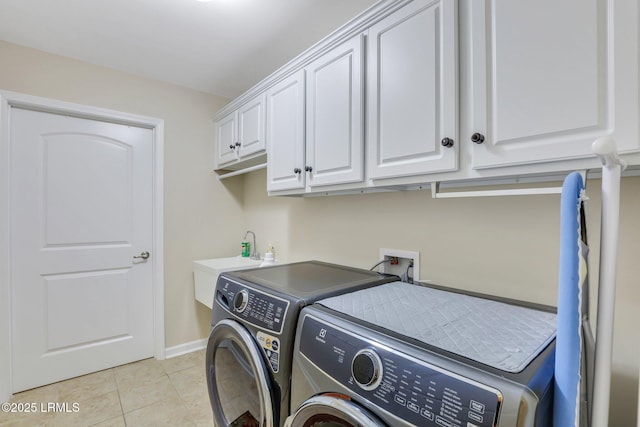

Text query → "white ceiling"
[0,0,378,99]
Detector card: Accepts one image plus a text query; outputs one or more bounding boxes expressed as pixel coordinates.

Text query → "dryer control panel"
[216,279,289,334]
[300,315,503,427]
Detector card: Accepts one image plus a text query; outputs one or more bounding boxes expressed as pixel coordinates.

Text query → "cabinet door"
[367,0,458,180]
[469,0,639,168]
[216,111,237,167]
[266,70,306,192]
[305,34,364,189]
[238,94,266,158]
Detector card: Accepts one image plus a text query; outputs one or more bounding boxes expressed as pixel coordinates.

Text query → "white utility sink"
[193,256,262,309]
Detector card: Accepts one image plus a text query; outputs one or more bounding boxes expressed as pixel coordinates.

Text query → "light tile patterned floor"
[0,349,213,427]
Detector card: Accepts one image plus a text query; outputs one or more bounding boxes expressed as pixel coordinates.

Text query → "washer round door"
[206,319,275,427]
[284,395,384,427]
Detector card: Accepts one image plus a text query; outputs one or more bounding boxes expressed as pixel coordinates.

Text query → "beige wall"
[242,168,640,425]
[0,41,242,348]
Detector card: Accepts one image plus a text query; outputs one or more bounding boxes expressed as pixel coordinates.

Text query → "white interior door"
[10,107,155,392]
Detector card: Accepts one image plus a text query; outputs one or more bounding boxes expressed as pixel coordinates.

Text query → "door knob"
[133,251,150,260]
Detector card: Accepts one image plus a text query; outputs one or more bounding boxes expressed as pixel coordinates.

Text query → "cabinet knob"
[305,166,313,172]
[441,137,454,148]
[471,133,485,144]
[235,142,241,147]
[229,144,235,150]
[293,168,302,174]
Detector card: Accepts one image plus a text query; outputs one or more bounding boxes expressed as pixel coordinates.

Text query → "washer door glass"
[206,319,274,427]
[286,395,384,427]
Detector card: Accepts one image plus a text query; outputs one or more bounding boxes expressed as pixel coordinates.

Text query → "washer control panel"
[300,315,502,427]
[216,279,288,334]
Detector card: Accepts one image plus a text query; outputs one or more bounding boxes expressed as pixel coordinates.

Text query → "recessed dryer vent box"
[379,248,419,283]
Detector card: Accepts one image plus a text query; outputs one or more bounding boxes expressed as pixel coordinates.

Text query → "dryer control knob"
[352,349,383,391]
[233,290,249,313]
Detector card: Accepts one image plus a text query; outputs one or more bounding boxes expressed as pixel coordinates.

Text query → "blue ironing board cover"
[554,172,587,427]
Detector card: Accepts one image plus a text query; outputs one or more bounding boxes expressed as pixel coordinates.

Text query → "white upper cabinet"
[217,0,639,190]
[268,35,364,194]
[367,0,458,180]
[468,0,639,169]
[215,111,237,167]
[266,70,306,192]
[305,34,365,189]
[237,95,266,158]
[215,94,266,169]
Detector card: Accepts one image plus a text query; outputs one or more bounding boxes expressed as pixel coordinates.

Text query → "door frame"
[0,91,165,402]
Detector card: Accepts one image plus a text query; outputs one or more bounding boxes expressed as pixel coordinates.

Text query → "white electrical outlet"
[378,248,420,283]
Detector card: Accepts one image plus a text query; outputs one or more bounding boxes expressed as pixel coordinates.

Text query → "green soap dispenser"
[241,241,250,257]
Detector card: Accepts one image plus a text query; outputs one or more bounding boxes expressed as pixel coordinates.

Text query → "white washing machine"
[205,261,398,427]
[286,281,557,427]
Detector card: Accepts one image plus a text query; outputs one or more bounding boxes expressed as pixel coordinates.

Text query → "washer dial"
[233,289,249,313]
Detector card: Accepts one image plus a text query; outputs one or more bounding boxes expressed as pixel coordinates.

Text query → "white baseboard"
[164,338,208,359]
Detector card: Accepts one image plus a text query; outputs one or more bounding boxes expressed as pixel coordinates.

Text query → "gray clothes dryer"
[286,281,558,427]
[205,261,398,427]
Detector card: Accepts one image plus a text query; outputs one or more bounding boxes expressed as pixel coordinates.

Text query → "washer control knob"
[352,349,383,391]
[233,289,249,313]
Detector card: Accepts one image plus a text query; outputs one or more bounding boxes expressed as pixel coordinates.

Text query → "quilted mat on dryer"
[319,281,557,373]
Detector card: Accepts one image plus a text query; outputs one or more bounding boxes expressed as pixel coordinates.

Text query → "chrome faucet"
[244,230,259,260]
